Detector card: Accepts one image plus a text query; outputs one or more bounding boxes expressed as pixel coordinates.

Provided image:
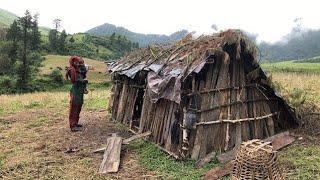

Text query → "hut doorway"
[131,88,145,131]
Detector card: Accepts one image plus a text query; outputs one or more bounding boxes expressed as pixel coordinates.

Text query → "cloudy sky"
[1,0,319,42]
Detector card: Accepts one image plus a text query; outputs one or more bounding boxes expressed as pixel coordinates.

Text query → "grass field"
[1,56,320,179]
[263,62,320,179]
[262,60,320,74]
[42,55,109,84]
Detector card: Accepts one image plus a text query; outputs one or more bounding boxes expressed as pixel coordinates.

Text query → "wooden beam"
[122,131,152,144]
[93,131,152,153]
[195,151,216,168]
[204,161,233,180]
[99,134,122,173]
[155,144,180,159]
[196,112,279,125]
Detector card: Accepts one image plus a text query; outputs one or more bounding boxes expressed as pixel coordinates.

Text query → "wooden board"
[122,131,151,144]
[195,151,216,168]
[204,161,233,180]
[99,134,122,173]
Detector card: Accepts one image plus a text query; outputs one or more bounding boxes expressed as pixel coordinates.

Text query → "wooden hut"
[108,30,298,160]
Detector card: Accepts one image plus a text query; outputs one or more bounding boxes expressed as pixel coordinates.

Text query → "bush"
[49,69,64,85]
[0,75,16,94]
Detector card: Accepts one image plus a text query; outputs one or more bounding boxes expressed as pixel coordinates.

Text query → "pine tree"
[58,30,67,54]
[9,10,43,91]
[49,29,58,52]
[30,13,41,51]
[18,10,33,87]
[6,20,20,62]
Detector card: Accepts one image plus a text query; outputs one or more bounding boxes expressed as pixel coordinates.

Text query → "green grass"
[0,154,5,170]
[84,92,109,110]
[295,56,320,63]
[127,140,218,179]
[42,55,108,83]
[25,116,51,128]
[0,87,110,116]
[261,61,320,74]
[279,145,320,179]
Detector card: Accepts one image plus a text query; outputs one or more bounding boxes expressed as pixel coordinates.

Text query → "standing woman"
[66,56,85,132]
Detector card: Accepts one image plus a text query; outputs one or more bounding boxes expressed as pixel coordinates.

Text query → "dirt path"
[0,108,155,179]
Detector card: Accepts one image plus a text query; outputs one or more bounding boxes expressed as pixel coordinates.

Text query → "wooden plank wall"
[139,90,180,154]
[190,52,276,160]
[110,78,141,126]
[110,82,123,121]
[191,53,231,159]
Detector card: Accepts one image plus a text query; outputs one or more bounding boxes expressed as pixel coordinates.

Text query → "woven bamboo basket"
[231,139,284,180]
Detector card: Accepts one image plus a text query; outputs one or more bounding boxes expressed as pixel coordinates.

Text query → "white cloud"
[1,0,320,42]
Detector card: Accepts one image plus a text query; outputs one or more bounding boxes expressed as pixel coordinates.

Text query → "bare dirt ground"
[0,108,156,180]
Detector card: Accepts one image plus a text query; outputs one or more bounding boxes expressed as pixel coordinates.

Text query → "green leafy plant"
[49,69,64,85]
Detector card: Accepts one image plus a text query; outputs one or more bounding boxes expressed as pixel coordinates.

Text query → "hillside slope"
[66,33,138,61]
[0,8,50,35]
[86,23,188,46]
[0,8,18,27]
[42,55,107,83]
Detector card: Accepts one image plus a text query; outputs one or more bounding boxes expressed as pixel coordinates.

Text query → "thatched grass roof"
[109,29,258,79]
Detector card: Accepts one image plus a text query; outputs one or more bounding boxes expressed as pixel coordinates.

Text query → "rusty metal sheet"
[146,71,181,103]
[118,63,146,79]
[146,64,163,73]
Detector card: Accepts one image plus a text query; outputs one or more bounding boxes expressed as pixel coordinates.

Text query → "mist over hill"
[86,23,189,47]
[259,28,320,62]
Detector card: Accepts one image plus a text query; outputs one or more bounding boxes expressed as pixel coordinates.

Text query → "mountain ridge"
[86,23,189,47]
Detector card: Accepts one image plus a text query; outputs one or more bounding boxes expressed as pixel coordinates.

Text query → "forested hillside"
[86,23,188,47]
[64,33,139,60]
[259,29,320,61]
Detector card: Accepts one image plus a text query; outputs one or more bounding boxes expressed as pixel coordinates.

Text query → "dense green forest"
[45,30,139,60]
[0,10,43,93]
[86,23,189,47]
[0,10,138,94]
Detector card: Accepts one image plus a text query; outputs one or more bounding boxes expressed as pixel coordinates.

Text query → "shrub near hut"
[108,30,298,160]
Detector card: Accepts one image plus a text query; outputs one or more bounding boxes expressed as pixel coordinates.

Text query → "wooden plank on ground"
[93,132,152,153]
[195,151,216,168]
[271,133,295,151]
[217,148,236,164]
[122,131,151,144]
[99,134,122,173]
[204,161,233,180]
